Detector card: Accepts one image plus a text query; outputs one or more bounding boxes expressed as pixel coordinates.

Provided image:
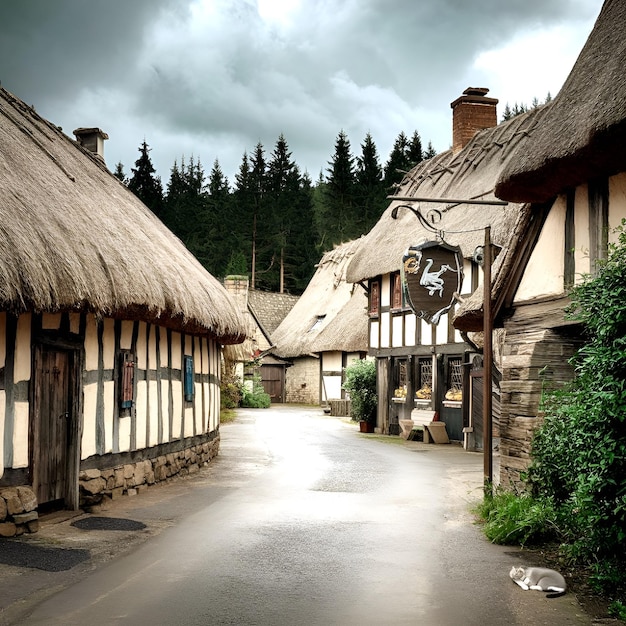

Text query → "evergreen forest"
[116,130,435,294]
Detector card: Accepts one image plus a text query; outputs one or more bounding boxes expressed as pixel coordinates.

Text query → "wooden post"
[483,226,493,496]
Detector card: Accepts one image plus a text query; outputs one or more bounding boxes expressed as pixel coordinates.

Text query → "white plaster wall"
[148,380,159,446]
[381,274,391,307]
[323,351,342,371]
[119,414,131,452]
[370,320,379,349]
[171,333,182,370]
[323,376,342,400]
[184,406,194,437]
[85,315,99,371]
[380,312,390,348]
[136,323,147,370]
[609,173,626,241]
[435,315,448,345]
[102,319,115,369]
[171,381,182,438]
[14,314,31,382]
[421,320,432,345]
[12,402,29,468]
[42,313,61,329]
[120,320,134,351]
[69,313,81,334]
[460,259,473,294]
[574,185,591,279]
[160,380,170,441]
[515,198,566,302]
[391,315,403,347]
[82,383,98,458]
[404,314,417,347]
[104,380,114,453]
[135,382,147,449]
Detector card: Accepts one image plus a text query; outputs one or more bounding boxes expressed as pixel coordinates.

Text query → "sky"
[0,0,604,185]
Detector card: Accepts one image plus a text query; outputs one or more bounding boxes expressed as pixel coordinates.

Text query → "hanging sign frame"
[401,241,464,324]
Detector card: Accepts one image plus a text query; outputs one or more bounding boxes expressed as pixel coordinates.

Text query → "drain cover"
[71,516,146,531]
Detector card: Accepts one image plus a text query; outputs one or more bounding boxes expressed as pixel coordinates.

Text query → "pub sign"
[401,241,464,324]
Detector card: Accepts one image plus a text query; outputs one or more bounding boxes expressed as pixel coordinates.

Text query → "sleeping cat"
[509,566,567,598]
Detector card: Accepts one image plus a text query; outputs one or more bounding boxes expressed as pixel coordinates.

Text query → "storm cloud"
[0,0,603,181]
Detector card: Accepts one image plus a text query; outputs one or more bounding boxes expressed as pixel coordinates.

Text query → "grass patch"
[473,490,559,546]
[220,409,237,424]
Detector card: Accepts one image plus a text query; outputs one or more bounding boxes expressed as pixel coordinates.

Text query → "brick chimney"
[73,127,109,161]
[450,87,498,153]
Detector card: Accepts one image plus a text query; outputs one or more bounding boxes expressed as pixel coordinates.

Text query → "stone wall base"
[0,437,220,537]
[79,437,220,509]
[0,486,39,537]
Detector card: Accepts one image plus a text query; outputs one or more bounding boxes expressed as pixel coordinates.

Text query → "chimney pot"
[450,87,498,153]
[73,127,109,161]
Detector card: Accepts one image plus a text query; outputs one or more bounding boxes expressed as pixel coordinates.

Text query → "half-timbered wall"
[499,171,626,487]
[0,311,222,502]
[321,351,363,403]
[368,259,478,438]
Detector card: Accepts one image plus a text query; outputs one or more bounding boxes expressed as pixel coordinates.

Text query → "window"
[445,357,463,402]
[392,273,403,310]
[415,358,432,400]
[370,281,380,315]
[308,315,326,332]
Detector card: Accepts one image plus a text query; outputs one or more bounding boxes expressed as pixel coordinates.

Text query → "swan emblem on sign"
[420,259,452,297]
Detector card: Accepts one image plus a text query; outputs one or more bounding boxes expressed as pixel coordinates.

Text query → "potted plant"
[343,359,377,433]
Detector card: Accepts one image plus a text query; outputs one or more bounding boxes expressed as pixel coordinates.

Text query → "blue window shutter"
[184,355,194,402]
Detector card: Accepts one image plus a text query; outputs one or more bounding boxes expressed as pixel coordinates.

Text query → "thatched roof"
[271,240,368,358]
[0,87,246,344]
[495,1,622,203]
[346,110,541,285]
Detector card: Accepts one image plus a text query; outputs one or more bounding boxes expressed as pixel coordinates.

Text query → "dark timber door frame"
[31,343,83,510]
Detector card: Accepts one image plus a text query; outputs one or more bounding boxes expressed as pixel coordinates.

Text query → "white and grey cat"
[509,566,567,598]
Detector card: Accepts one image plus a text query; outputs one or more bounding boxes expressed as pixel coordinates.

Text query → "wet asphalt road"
[4,406,591,625]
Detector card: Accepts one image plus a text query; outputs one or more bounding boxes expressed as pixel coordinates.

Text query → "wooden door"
[260,365,284,403]
[32,346,74,507]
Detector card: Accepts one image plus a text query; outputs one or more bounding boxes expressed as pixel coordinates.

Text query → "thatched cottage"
[346,88,538,444]
[222,276,298,402]
[456,0,626,487]
[271,240,368,407]
[0,86,246,526]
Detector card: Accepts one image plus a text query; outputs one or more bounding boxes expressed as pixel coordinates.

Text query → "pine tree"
[249,143,269,289]
[406,131,424,169]
[204,159,232,277]
[423,141,437,160]
[383,131,410,190]
[113,162,127,184]
[127,141,163,216]
[321,130,357,248]
[355,132,385,235]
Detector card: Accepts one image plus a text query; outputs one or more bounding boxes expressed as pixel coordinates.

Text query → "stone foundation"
[0,486,39,537]
[79,437,220,509]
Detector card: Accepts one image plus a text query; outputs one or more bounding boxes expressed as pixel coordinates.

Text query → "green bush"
[241,374,271,409]
[220,369,243,409]
[342,359,377,423]
[523,223,626,594]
